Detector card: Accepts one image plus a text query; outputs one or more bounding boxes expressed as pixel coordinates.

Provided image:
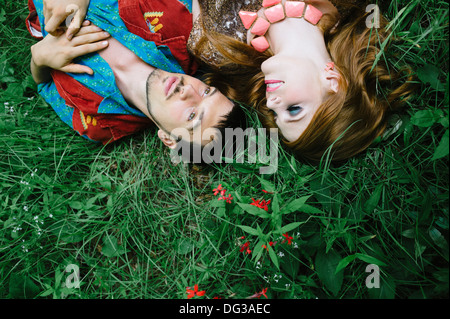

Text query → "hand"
[32,21,110,75]
[43,0,90,40]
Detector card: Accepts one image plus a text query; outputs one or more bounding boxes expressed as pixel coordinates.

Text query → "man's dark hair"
[174,100,249,164]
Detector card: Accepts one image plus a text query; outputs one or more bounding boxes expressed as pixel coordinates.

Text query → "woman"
[41,0,413,162]
[188,0,413,162]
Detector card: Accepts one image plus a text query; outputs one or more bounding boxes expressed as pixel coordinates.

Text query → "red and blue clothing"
[26,0,197,144]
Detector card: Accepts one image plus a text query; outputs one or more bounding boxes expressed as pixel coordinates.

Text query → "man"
[27,0,244,151]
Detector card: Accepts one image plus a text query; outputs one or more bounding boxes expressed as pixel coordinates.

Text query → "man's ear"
[157,129,178,149]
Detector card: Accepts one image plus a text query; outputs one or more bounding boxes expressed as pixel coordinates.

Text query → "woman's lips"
[165,76,179,97]
[265,80,284,92]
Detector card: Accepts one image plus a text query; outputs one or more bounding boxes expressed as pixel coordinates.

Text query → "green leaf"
[8,274,40,299]
[411,109,444,127]
[267,242,280,270]
[282,195,311,214]
[238,225,260,236]
[271,193,280,215]
[368,276,396,299]
[276,222,304,235]
[49,220,84,243]
[252,239,265,262]
[355,253,387,267]
[416,63,445,91]
[297,204,325,215]
[429,227,448,249]
[335,255,358,274]
[237,203,270,218]
[363,183,384,214]
[335,253,387,274]
[69,201,83,210]
[256,176,276,193]
[101,234,127,258]
[315,248,343,296]
[177,238,194,255]
[432,129,449,160]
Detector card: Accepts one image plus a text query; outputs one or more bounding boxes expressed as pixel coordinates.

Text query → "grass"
[0,0,448,300]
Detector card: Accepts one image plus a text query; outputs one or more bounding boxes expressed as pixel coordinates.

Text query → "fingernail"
[102,41,109,45]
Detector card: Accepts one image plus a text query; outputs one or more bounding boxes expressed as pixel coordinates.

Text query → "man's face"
[145,69,234,146]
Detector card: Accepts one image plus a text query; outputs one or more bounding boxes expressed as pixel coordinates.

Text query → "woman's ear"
[324,62,340,93]
[157,129,178,149]
[326,70,340,93]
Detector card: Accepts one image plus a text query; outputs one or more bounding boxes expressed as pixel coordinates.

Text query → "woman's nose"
[266,95,281,109]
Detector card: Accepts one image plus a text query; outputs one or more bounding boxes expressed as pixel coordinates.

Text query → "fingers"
[72,24,104,37]
[66,9,88,40]
[70,40,109,59]
[45,14,66,36]
[61,63,94,75]
[70,30,110,47]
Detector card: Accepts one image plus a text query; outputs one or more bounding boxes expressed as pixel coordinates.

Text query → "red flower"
[262,241,275,251]
[282,233,293,245]
[257,288,268,299]
[239,242,252,254]
[250,198,271,211]
[213,184,223,196]
[186,284,206,299]
[218,193,233,204]
[248,287,269,299]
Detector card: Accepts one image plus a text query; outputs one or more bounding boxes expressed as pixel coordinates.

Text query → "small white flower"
[23,206,28,211]
[278,251,285,257]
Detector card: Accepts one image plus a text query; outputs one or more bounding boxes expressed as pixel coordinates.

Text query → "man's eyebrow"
[209,87,218,97]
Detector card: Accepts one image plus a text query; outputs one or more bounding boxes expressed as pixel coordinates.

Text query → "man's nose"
[179,84,197,100]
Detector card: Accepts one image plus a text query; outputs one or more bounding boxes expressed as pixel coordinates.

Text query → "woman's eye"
[188,111,196,121]
[287,105,302,116]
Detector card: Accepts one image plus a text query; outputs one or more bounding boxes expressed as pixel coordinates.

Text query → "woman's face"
[261,55,330,142]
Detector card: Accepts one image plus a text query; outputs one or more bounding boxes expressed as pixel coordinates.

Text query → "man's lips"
[265,80,284,92]
[165,76,179,97]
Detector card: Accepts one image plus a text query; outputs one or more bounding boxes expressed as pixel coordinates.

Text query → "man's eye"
[287,105,302,116]
[203,87,211,96]
[188,111,196,121]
